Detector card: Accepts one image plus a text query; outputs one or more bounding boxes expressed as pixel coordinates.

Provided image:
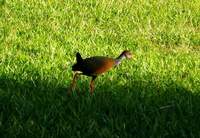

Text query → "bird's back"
[81,56,115,76]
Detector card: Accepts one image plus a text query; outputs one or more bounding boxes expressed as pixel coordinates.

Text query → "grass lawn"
[0,0,200,137]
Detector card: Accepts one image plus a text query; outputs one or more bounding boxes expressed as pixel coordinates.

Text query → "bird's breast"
[92,61,114,74]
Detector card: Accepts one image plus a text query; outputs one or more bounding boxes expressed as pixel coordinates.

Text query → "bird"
[68,50,132,95]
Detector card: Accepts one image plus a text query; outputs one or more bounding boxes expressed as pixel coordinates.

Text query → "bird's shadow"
[0,74,200,137]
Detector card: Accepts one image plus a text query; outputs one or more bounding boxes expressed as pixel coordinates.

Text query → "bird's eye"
[126,53,132,58]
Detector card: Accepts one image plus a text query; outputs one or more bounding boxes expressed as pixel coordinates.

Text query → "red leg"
[89,76,97,95]
[68,72,81,95]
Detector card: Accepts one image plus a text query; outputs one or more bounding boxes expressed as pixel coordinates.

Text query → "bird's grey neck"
[115,55,125,66]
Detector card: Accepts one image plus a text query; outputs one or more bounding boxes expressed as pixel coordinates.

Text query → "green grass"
[1,0,200,137]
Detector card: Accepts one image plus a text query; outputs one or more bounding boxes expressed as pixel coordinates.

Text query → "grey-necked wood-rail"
[68,50,132,95]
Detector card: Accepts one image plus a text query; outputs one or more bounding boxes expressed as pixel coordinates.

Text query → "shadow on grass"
[0,74,200,138]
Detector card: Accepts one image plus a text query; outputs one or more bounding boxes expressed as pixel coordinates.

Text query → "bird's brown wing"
[82,56,115,76]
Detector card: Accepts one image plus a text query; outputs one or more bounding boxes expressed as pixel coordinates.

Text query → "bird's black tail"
[76,52,83,63]
[72,52,83,71]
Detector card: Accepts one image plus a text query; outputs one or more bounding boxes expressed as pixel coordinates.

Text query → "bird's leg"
[89,76,97,95]
[68,72,81,95]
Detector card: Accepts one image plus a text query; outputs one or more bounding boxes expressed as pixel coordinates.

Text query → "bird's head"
[121,50,132,59]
